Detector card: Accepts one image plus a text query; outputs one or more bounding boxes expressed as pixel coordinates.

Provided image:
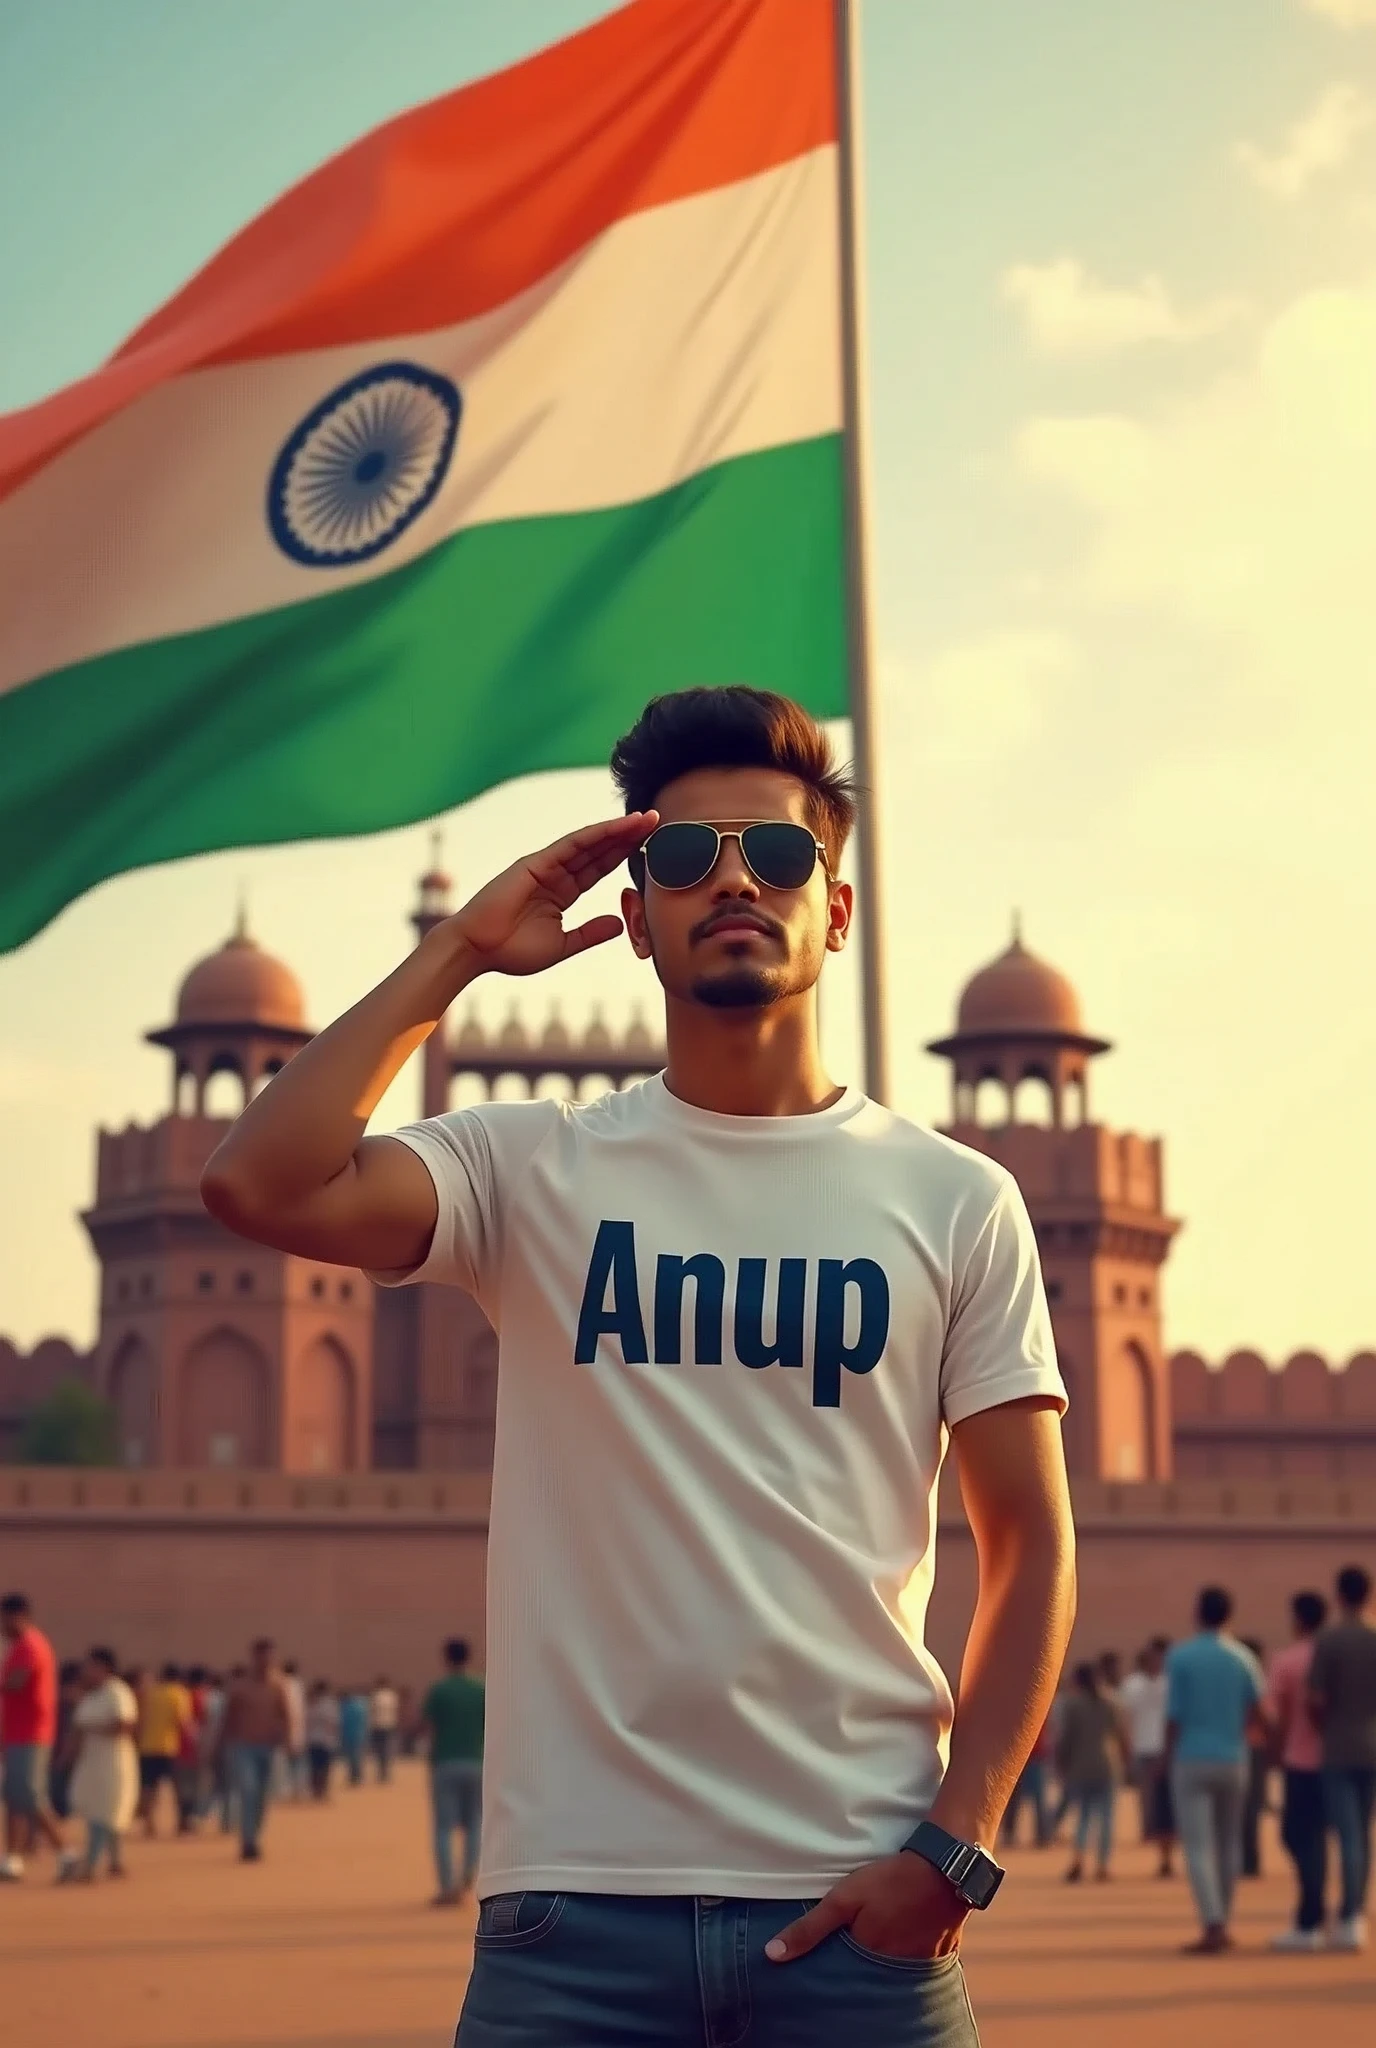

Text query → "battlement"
[93,1113,231,1203]
[1171,1347,1376,1424]
[947,1120,1168,1214]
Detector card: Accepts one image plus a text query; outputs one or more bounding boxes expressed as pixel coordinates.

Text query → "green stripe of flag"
[0,435,846,951]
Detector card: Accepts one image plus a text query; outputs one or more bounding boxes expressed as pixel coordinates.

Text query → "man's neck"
[661,994,842,1118]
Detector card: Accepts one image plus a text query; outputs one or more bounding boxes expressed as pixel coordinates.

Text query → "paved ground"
[3,1763,1373,2047]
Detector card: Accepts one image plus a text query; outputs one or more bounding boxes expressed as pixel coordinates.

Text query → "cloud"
[881,630,1079,766]
[1234,83,1372,197]
[1302,0,1376,28]
[1000,258,1242,356]
[1011,278,1376,901]
[1013,278,1376,699]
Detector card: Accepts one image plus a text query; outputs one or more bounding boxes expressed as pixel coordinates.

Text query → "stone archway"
[178,1327,272,1468]
[288,1335,355,1473]
[1104,1340,1156,1481]
[108,1333,157,1467]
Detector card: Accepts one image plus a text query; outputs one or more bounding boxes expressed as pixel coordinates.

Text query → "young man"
[1166,1586,1263,1955]
[424,1638,486,1907]
[1266,1590,1330,1950]
[1309,1563,1376,1953]
[1120,1639,1174,1875]
[279,1659,309,1801]
[203,687,1076,2047]
[213,1639,291,1862]
[136,1662,192,1839]
[0,1592,68,1881]
[369,1676,400,1783]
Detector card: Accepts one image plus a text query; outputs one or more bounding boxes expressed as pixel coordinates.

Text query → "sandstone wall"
[1170,1348,1376,1479]
[3,1468,1371,1691]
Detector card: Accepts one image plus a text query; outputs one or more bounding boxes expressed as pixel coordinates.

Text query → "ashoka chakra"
[267,361,461,568]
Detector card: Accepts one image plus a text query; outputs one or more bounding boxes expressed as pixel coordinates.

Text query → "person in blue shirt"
[338,1687,370,1789]
[1166,1585,1264,1954]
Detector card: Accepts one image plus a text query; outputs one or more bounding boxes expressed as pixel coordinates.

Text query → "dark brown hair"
[610,687,857,889]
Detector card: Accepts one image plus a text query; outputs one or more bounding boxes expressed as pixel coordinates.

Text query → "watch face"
[960,1856,1004,1909]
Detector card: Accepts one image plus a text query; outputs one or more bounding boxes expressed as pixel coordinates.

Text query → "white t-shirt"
[70,1678,140,1830]
[1119,1669,1168,1759]
[370,1076,1066,1898]
[371,1685,400,1731]
[281,1670,306,1751]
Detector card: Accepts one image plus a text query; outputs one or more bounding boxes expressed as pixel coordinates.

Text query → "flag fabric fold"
[0,0,847,951]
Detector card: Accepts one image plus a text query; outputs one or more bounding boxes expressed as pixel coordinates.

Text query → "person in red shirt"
[1265,1589,1330,1949]
[1,1592,70,1880]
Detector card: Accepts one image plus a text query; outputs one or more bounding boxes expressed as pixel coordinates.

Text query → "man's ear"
[825,879,853,953]
[621,885,654,960]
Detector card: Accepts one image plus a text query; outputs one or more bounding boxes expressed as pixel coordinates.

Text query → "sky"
[1,0,1374,1362]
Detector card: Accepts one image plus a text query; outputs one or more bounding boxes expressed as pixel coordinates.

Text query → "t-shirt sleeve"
[939,1171,1068,1427]
[363,1098,562,1315]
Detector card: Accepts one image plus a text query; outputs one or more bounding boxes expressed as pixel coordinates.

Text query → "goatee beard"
[691,968,782,1010]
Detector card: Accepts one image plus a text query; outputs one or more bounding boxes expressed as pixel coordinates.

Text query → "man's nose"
[709,837,759,898]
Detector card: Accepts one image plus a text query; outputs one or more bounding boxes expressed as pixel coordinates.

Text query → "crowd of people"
[3,1567,1373,1959]
[0,1598,485,1905]
[999,1563,1376,1956]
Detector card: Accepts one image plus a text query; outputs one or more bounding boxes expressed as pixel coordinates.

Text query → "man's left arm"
[926,1398,1076,1854]
[768,1397,1075,1963]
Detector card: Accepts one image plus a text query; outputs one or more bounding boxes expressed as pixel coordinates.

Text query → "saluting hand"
[445,811,657,979]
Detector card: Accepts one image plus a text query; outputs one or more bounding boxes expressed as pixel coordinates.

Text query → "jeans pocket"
[474,1890,567,1949]
[834,1927,959,1973]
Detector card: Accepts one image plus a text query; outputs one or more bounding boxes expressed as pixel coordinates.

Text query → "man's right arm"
[200,813,650,1273]
[200,919,474,1271]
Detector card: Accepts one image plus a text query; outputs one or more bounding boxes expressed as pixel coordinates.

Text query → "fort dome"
[956,926,1083,1038]
[176,915,306,1031]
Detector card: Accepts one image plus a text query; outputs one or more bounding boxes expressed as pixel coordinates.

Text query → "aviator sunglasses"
[638,820,829,892]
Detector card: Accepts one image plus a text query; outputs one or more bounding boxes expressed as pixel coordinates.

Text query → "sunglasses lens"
[643,822,719,889]
[741,822,819,890]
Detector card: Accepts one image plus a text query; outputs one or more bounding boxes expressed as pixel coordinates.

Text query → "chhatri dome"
[953,914,1085,1040]
[175,907,307,1031]
[926,914,1110,1131]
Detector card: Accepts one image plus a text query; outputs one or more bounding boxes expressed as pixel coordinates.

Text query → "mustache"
[689,906,784,945]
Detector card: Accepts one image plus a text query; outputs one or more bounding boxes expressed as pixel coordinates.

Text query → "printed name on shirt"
[573,1219,891,1408]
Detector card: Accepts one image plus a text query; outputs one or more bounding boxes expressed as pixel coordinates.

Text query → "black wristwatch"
[900,1820,1005,1910]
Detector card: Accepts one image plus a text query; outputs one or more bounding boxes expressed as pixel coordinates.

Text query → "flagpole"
[835,0,890,1105]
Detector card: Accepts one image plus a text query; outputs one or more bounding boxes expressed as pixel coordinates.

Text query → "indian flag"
[0,0,850,953]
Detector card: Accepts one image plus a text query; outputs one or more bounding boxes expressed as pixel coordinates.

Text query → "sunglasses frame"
[637,819,830,892]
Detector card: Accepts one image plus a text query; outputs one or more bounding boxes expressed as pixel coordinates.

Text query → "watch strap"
[900,1819,1005,1909]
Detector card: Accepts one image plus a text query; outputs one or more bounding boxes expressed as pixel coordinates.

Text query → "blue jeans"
[1323,1764,1376,1920]
[1281,1769,1328,1931]
[455,1891,981,2047]
[431,1758,482,1894]
[1001,1758,1049,1847]
[234,1743,276,1854]
[1069,1784,1115,1868]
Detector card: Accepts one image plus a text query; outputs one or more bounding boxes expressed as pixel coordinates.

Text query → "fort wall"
[3,1467,1371,1690]
[1170,1348,1376,1478]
